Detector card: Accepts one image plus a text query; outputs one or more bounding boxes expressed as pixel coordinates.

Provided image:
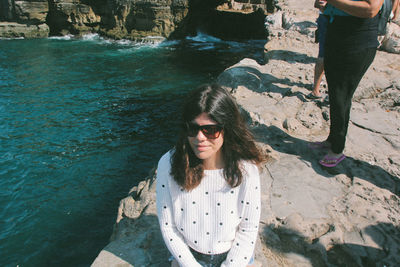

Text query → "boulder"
[380,22,400,54]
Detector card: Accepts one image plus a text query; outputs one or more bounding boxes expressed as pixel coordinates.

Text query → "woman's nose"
[195,130,207,140]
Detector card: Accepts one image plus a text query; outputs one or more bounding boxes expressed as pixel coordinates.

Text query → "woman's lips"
[196,145,208,151]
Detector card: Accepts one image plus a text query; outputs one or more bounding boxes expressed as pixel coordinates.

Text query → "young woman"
[311,0,384,167]
[156,84,264,267]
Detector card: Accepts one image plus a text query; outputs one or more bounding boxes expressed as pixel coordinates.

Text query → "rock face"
[92,0,400,266]
[0,0,274,40]
[0,0,190,39]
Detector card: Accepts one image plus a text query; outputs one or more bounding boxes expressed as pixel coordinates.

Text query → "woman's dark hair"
[171,83,264,190]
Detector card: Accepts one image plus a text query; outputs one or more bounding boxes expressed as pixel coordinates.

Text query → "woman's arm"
[393,0,399,20]
[326,0,384,18]
[220,163,261,267]
[156,153,202,267]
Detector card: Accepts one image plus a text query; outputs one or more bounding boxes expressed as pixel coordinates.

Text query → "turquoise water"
[0,34,264,266]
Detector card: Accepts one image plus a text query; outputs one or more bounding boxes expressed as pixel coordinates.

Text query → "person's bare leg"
[312,57,324,97]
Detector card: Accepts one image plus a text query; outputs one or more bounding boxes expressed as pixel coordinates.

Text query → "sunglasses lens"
[186,124,199,137]
[201,125,221,139]
[186,123,222,139]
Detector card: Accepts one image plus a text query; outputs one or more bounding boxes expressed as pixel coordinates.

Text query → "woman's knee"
[170,259,179,267]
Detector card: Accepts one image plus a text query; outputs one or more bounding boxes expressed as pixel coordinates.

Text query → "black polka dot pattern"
[157,155,261,264]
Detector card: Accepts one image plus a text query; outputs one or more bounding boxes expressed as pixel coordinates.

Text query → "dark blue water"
[0,33,264,267]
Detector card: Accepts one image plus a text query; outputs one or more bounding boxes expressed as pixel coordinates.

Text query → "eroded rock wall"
[0,0,276,40]
[0,0,191,39]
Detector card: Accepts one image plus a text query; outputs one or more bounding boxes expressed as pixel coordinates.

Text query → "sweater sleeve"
[156,152,202,267]
[220,163,261,267]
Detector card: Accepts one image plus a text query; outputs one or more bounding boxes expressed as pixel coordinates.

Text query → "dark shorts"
[317,14,328,58]
[169,248,254,267]
[190,248,229,267]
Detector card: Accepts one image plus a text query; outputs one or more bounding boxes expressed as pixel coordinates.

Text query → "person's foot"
[306,92,323,100]
[319,152,346,167]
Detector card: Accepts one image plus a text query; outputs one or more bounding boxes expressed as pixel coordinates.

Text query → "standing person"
[307,0,328,100]
[312,0,384,167]
[156,84,265,267]
[392,0,399,20]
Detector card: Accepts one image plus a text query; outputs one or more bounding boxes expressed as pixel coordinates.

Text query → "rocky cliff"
[0,0,276,40]
[91,0,400,266]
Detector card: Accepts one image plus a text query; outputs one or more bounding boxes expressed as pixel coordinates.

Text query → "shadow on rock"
[265,49,316,65]
[262,222,400,266]
[252,124,400,196]
[219,66,310,95]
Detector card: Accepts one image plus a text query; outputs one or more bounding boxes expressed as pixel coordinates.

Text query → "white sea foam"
[186,32,222,43]
[116,39,134,46]
[0,37,24,40]
[48,34,74,40]
[82,33,101,40]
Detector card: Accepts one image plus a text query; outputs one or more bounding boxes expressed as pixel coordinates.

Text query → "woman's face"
[187,112,224,169]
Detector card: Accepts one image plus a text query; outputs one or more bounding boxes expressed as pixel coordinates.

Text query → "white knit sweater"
[156,151,261,267]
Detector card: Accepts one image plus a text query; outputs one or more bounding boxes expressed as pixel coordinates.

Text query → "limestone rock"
[380,22,400,54]
[0,21,49,38]
[13,0,49,24]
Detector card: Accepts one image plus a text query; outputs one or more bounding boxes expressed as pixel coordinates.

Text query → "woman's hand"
[315,0,328,11]
[326,0,384,18]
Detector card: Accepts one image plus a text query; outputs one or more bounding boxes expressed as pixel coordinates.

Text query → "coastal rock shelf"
[92,0,400,266]
[0,0,275,40]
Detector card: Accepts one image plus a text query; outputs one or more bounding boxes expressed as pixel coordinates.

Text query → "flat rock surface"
[92,0,400,266]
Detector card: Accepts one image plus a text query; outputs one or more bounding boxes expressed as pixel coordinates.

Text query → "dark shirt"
[326,15,379,52]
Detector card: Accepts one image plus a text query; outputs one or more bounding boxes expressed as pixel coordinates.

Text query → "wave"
[184,32,266,52]
[48,34,74,40]
[0,37,24,40]
[186,32,222,43]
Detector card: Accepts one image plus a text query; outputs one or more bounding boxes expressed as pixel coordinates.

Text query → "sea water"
[0,33,264,266]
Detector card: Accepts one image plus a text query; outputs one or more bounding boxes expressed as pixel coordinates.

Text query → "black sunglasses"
[185,123,223,139]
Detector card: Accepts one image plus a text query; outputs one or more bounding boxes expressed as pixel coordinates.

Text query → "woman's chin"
[194,151,211,160]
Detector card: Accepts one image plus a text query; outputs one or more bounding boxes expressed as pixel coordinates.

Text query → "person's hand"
[314,0,327,11]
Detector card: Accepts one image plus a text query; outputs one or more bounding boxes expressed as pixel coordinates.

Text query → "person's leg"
[322,47,376,165]
[312,57,324,97]
[311,14,328,98]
